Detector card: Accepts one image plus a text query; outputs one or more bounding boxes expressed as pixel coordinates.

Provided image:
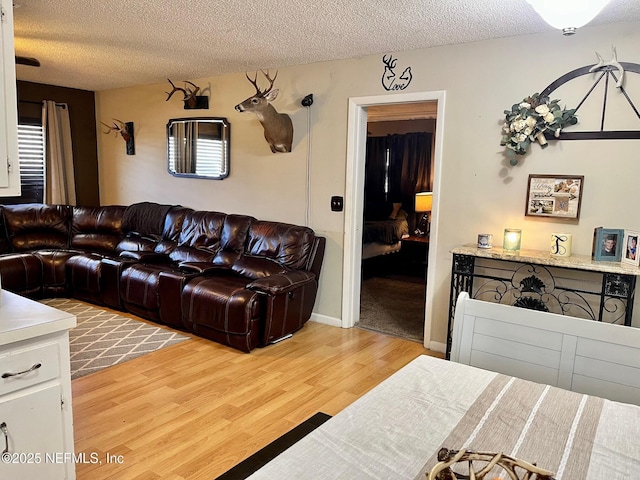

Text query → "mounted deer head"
[166,79,202,109]
[234,70,293,153]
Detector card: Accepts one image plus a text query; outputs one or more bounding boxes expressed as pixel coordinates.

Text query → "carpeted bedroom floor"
[357,273,425,342]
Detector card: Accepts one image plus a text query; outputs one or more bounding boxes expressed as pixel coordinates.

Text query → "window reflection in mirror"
[167,117,230,179]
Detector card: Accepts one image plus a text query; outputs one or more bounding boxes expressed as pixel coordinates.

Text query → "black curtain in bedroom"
[364,136,388,206]
[365,132,432,215]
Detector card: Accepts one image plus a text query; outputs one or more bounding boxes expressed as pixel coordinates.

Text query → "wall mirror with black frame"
[167,117,230,179]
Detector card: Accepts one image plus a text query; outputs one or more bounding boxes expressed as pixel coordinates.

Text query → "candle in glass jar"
[503,229,522,252]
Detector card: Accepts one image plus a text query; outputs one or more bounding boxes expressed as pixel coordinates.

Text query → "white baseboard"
[428,341,446,354]
[310,312,342,328]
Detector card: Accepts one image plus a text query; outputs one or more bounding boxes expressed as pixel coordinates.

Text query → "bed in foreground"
[246,355,640,479]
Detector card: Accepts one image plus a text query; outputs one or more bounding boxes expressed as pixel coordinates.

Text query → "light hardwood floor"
[72,310,442,480]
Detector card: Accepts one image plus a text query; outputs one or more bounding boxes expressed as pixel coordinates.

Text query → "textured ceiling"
[11,0,640,92]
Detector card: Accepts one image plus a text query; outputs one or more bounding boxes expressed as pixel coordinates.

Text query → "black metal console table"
[447,245,640,359]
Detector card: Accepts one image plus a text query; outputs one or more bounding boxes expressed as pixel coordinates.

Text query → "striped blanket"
[248,355,640,479]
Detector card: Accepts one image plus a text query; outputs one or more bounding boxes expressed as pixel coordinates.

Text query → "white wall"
[96,21,640,345]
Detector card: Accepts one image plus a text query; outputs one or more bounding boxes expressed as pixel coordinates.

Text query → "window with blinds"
[7,123,45,204]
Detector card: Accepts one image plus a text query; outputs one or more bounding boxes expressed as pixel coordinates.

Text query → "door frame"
[341,90,446,350]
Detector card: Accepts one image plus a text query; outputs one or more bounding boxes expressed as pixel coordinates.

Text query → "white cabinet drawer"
[0,342,60,396]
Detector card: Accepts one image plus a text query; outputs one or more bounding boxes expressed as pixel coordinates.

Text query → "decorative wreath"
[500,93,577,164]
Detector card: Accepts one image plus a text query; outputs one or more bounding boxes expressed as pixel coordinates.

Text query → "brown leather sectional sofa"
[0,202,325,352]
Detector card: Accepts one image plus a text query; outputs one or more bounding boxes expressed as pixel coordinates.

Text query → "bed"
[249,297,640,480]
[362,202,410,260]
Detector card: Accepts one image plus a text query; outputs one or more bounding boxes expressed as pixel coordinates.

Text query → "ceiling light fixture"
[525,0,613,36]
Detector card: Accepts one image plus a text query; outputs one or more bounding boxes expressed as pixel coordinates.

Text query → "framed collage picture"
[525,175,584,220]
[622,230,640,266]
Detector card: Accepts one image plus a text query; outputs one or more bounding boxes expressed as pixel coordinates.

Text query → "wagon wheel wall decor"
[541,55,640,141]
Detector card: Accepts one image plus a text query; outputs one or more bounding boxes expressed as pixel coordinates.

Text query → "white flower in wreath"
[535,104,550,115]
[544,112,555,123]
[519,102,531,109]
[524,126,533,136]
[515,133,527,142]
[512,119,526,132]
[525,116,537,128]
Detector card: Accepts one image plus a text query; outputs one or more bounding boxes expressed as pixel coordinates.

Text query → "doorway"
[341,91,446,350]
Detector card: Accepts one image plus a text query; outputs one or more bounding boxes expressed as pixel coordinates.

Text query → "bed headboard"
[450,292,640,405]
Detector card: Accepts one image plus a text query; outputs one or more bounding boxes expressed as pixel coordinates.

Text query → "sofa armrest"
[178,262,228,274]
[247,270,316,296]
[119,251,170,263]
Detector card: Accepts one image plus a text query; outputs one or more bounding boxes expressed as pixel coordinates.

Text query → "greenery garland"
[501,93,577,165]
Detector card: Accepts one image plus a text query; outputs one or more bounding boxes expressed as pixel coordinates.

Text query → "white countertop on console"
[0,290,76,346]
[451,244,640,276]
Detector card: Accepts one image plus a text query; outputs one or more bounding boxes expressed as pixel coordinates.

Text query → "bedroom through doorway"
[356,102,437,343]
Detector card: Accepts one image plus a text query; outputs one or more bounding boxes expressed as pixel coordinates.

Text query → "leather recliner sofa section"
[0,203,325,352]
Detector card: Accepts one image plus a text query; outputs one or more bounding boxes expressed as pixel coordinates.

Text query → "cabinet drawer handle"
[1,362,42,379]
[1,422,8,454]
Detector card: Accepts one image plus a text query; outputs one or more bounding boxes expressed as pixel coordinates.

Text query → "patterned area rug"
[40,298,191,379]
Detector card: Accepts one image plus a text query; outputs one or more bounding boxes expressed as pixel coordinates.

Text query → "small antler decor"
[500,93,577,165]
[101,118,135,155]
[427,448,556,480]
[165,79,209,109]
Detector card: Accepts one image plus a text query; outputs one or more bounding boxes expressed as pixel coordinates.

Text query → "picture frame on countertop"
[622,230,640,267]
[593,227,624,262]
[525,174,584,220]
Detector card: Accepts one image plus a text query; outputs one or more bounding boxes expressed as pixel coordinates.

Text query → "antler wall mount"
[101,119,135,155]
[165,79,209,109]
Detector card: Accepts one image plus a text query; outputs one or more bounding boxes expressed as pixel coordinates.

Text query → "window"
[3,121,45,204]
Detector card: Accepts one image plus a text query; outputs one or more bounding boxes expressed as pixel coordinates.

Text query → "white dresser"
[0,290,76,479]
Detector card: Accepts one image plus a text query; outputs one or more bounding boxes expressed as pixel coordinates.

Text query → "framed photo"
[525,175,584,220]
[622,230,640,266]
[593,227,624,262]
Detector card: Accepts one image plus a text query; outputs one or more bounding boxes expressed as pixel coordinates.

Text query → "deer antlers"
[101,119,131,142]
[245,70,278,97]
[165,79,201,108]
[589,46,625,88]
[382,54,397,69]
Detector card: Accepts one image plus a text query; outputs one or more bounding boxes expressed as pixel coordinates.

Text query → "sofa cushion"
[245,221,316,270]
[67,253,104,295]
[146,207,192,256]
[3,204,71,251]
[0,253,43,296]
[169,210,227,263]
[231,256,288,279]
[212,214,254,267]
[36,249,81,292]
[71,205,126,253]
[182,275,262,335]
[120,263,168,311]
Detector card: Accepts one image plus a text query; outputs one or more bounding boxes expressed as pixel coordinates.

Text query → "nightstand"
[400,235,430,277]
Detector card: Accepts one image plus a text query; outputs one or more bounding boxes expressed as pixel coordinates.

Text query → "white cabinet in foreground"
[0,291,76,479]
